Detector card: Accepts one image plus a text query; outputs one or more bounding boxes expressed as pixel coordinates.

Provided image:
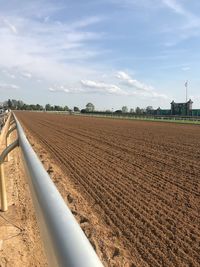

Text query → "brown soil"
[0,128,47,266]
[15,111,200,267]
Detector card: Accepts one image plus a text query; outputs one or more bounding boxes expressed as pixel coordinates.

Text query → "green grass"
[74,113,200,125]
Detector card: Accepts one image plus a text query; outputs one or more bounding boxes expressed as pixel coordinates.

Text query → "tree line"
[2,99,154,115]
[2,99,95,113]
[4,99,70,111]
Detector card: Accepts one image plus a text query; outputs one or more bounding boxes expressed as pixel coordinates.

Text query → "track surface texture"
[16,112,200,267]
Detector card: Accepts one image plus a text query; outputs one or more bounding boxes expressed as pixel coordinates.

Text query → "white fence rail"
[0,113,104,267]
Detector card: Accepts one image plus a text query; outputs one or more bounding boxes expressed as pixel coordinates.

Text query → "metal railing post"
[0,113,11,145]
[0,139,19,211]
[0,163,7,211]
[5,132,9,162]
[5,125,17,162]
[10,120,15,127]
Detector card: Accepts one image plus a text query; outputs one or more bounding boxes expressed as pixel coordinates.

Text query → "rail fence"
[0,112,103,267]
[73,112,200,124]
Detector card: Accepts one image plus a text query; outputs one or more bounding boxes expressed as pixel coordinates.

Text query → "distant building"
[148,99,200,116]
[171,99,193,116]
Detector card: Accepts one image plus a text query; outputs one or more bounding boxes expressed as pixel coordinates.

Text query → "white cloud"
[49,85,84,94]
[21,72,32,79]
[49,80,126,95]
[161,0,200,45]
[1,69,16,79]
[116,71,169,99]
[162,0,198,26]
[69,16,104,30]
[111,0,200,47]
[0,83,19,90]
[80,80,126,95]
[116,71,154,91]
[181,66,190,71]
[48,75,169,100]
[9,74,16,79]
[0,0,171,105]
[2,18,18,34]
[162,0,185,15]
[0,8,105,84]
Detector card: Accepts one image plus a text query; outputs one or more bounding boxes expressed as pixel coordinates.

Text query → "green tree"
[36,104,43,110]
[74,106,80,112]
[7,99,12,109]
[86,103,95,112]
[140,108,145,114]
[45,104,52,111]
[54,105,64,111]
[17,100,24,109]
[146,106,153,114]
[115,110,122,114]
[135,107,141,115]
[122,106,128,113]
[11,99,18,109]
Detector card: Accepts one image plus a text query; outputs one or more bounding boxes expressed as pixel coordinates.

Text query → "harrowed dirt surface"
[16,111,200,267]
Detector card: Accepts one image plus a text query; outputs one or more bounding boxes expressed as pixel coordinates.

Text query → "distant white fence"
[73,113,200,124]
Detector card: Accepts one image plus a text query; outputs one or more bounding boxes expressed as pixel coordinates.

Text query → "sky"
[0,0,200,110]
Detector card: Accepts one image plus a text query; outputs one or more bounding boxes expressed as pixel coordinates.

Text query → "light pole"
[185,80,188,102]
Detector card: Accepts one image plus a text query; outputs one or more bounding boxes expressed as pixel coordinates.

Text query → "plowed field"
[16,112,200,267]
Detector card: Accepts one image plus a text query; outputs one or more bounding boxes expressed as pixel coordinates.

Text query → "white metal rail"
[0,113,104,267]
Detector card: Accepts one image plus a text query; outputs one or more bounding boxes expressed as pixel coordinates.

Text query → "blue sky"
[0,0,200,110]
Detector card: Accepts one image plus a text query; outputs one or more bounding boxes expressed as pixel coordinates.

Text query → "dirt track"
[16,112,200,267]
